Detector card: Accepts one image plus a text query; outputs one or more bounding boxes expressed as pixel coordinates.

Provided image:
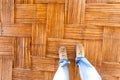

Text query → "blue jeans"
[53,58,70,80]
[53,56,102,80]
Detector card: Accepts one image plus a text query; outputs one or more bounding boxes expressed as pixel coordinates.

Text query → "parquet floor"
[0,0,120,80]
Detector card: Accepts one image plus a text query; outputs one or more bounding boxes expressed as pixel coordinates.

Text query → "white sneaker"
[76,43,85,57]
[58,46,68,59]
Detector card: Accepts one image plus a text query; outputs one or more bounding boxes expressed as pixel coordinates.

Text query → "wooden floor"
[0,0,120,80]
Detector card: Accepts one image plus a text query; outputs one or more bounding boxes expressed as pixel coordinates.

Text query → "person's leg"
[76,56,102,80]
[53,58,70,80]
[53,46,70,80]
[75,44,102,80]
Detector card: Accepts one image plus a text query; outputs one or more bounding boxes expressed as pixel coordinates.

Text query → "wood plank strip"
[0,52,13,56]
[15,4,35,19]
[2,24,32,37]
[15,0,65,4]
[74,66,81,80]
[80,0,86,24]
[35,0,65,3]
[32,56,57,71]
[15,4,36,23]
[102,27,120,79]
[65,24,103,40]
[103,27,120,62]
[0,23,2,36]
[31,44,46,57]
[32,24,46,44]
[69,60,75,80]
[45,72,55,80]
[13,68,44,80]
[15,0,34,4]
[32,45,44,57]
[13,37,31,69]
[65,0,85,24]
[0,0,1,24]
[86,0,120,3]
[15,4,47,24]
[0,37,15,56]
[1,0,14,24]
[86,4,120,26]
[1,56,13,80]
[47,4,64,38]
[36,4,47,24]
[0,56,2,80]
[32,24,46,57]
[101,62,120,77]
[101,74,118,80]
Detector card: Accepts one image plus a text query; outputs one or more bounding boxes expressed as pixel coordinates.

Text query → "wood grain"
[15,4,47,23]
[32,56,56,71]
[0,57,2,80]
[65,24,103,40]
[44,72,55,80]
[1,0,14,24]
[0,23,1,36]
[47,38,82,59]
[103,27,120,62]
[15,0,65,4]
[32,24,46,44]
[86,4,120,26]
[0,0,120,80]
[0,1,1,23]
[47,4,64,38]
[1,56,13,80]
[13,37,31,68]
[32,24,46,57]
[65,0,85,24]
[13,68,44,80]
[0,37,15,56]
[2,24,32,37]
[86,0,120,3]
[101,62,120,77]
[35,0,65,3]
[15,0,34,4]
[84,40,102,71]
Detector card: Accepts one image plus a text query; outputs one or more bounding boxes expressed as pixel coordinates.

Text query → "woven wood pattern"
[0,0,120,80]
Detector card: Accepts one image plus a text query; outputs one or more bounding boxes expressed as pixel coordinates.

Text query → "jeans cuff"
[59,58,70,67]
[75,56,84,66]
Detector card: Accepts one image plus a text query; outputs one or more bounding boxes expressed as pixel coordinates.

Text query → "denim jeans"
[53,55,102,80]
[53,58,70,80]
